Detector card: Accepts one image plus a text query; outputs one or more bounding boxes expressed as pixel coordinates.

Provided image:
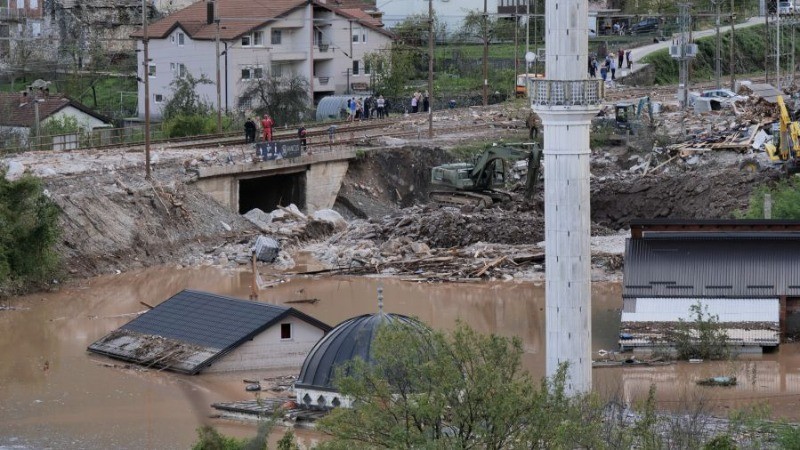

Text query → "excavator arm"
[766,96,800,163]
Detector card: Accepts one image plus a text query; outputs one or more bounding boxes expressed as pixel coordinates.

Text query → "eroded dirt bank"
[37,142,778,282]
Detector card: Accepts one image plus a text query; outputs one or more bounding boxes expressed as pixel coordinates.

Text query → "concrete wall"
[305,160,349,213]
[195,152,352,213]
[206,315,326,372]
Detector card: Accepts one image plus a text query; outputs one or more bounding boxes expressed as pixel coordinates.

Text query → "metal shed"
[620,220,800,351]
[315,95,353,121]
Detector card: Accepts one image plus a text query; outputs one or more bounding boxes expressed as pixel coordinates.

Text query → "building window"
[178,63,187,78]
[271,62,283,78]
[280,323,292,340]
[253,31,263,46]
[148,64,156,77]
[241,34,251,46]
[364,60,371,75]
[352,28,359,43]
[361,30,367,43]
[170,62,175,73]
[154,94,163,103]
[271,29,282,45]
[178,32,185,46]
[241,65,263,80]
[352,60,359,75]
[171,35,175,43]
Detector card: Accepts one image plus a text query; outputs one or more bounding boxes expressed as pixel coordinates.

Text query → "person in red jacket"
[261,114,274,141]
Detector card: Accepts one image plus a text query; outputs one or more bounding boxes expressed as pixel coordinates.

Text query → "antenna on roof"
[377,286,383,313]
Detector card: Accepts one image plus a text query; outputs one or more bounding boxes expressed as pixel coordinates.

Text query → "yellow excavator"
[763,95,800,173]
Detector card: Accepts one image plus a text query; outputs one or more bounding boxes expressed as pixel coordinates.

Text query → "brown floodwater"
[1,266,799,449]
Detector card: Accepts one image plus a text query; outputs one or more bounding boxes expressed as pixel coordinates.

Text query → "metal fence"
[1,123,166,154]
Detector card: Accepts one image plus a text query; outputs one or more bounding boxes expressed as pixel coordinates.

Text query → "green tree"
[38,115,82,137]
[0,172,61,291]
[363,48,416,98]
[317,321,601,449]
[161,72,213,120]
[237,75,310,127]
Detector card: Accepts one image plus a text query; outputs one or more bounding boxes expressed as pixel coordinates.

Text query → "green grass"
[0,75,137,121]
[642,24,789,85]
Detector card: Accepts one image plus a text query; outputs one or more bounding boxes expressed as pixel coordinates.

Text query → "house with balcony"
[132,0,394,120]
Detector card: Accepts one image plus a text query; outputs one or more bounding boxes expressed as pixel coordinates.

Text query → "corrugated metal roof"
[621,298,779,322]
[87,290,330,374]
[623,238,800,298]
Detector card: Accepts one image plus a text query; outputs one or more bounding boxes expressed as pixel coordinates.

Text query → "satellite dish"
[525,52,537,63]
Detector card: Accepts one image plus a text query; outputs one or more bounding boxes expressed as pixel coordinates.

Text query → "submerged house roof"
[623,234,800,299]
[88,290,331,374]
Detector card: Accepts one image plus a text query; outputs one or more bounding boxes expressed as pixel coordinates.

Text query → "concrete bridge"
[194,148,356,214]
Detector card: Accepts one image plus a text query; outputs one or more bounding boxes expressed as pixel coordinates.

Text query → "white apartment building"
[134,0,393,120]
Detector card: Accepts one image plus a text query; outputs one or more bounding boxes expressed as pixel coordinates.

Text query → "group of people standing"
[244,114,274,143]
[347,95,389,121]
[410,90,429,114]
[588,48,633,82]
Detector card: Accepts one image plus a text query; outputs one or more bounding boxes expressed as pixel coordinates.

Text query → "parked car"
[701,89,748,103]
[779,0,794,14]
[629,18,659,35]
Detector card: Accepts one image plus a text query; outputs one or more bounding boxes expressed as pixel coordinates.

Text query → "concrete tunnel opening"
[238,172,307,214]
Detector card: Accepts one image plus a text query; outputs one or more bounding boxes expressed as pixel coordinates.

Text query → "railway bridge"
[194,147,356,215]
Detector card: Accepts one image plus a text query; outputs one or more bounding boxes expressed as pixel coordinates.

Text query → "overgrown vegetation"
[743,179,800,219]
[668,301,731,360]
[643,24,795,85]
[0,173,61,293]
[237,75,311,127]
[191,420,300,450]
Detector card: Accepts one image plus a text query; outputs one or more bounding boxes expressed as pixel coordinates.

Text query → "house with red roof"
[132,0,393,119]
[0,91,113,150]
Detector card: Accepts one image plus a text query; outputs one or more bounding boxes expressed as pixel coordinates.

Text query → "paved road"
[603,16,767,82]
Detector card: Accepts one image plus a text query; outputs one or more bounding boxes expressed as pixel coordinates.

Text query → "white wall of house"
[46,105,110,130]
[137,27,218,120]
[205,316,326,372]
[380,0,496,34]
[138,6,393,120]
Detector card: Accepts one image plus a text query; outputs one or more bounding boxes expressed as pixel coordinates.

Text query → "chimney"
[206,0,215,25]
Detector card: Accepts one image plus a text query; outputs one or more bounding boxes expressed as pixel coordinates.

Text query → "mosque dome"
[295,312,426,409]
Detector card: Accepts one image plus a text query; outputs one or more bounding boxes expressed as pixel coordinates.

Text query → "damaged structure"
[88,289,331,374]
[619,220,800,352]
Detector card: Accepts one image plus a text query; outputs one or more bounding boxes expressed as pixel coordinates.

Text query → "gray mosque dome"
[295,311,427,409]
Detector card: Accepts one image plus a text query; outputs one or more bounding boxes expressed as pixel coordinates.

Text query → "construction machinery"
[429,142,542,208]
[763,96,800,173]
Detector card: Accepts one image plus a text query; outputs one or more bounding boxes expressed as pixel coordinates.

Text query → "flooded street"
[2,266,800,449]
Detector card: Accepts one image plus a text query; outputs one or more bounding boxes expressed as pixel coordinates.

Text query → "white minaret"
[531,0,602,394]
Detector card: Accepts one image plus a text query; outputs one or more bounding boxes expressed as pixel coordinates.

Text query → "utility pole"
[730,0,735,91]
[428,0,434,138]
[765,13,770,84]
[714,0,721,89]
[215,9,222,133]
[142,0,151,180]
[482,0,488,106]
[777,9,781,91]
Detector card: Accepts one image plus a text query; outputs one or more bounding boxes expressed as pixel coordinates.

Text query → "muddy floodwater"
[2,267,800,449]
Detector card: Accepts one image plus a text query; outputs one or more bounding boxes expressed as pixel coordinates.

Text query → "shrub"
[742,179,800,219]
[669,301,730,360]
[0,173,61,292]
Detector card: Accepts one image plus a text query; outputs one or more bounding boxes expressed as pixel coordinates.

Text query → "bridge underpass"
[194,149,356,215]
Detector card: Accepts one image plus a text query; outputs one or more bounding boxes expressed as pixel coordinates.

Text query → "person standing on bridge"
[376,95,385,119]
[244,117,256,143]
[298,125,307,152]
[261,114,275,142]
